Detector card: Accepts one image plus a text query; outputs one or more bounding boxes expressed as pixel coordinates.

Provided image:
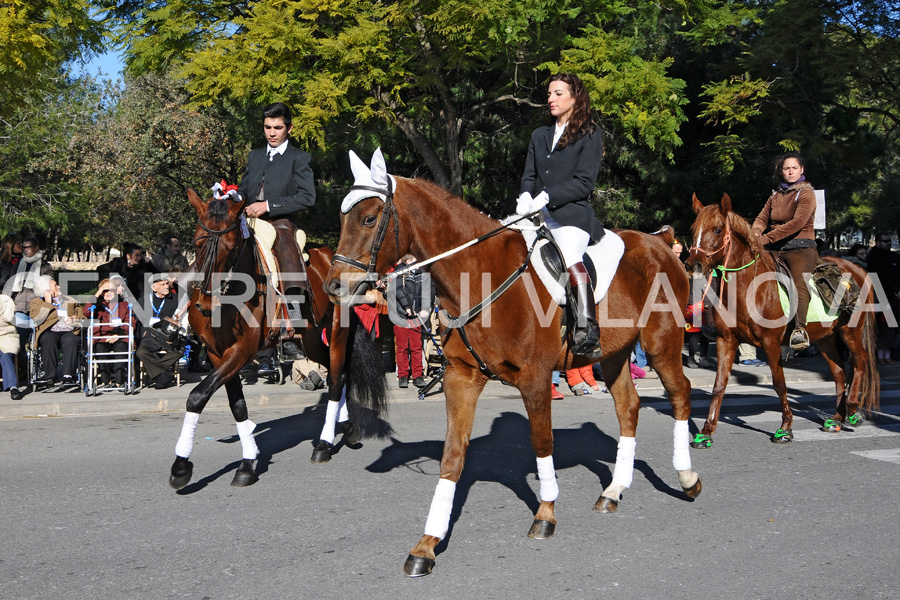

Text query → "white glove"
[515,192,533,216]
[529,191,549,213]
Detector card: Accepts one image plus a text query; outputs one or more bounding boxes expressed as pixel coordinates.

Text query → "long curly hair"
[550,73,596,150]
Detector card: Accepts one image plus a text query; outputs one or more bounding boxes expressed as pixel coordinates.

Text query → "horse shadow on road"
[365,411,693,555]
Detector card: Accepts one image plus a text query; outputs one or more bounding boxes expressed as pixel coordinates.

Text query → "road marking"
[792,424,900,442]
[850,448,900,464]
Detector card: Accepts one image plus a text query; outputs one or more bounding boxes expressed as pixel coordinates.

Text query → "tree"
[695,0,900,234]
[0,74,108,253]
[0,0,106,117]
[73,73,253,251]
[107,0,718,214]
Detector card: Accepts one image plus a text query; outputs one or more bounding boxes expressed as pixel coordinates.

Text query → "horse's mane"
[403,177,506,231]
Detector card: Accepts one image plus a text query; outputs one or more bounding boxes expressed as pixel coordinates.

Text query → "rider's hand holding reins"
[515,191,549,217]
[515,192,534,216]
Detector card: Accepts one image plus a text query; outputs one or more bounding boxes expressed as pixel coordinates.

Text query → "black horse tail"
[858,305,881,415]
[345,311,390,422]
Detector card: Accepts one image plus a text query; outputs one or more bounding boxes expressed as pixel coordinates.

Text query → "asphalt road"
[3,372,899,600]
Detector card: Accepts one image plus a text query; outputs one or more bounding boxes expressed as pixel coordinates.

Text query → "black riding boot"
[567,263,601,355]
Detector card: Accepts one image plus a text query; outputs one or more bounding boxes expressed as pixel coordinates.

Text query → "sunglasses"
[22,245,35,249]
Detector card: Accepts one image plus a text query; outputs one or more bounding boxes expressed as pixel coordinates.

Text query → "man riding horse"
[237,101,314,360]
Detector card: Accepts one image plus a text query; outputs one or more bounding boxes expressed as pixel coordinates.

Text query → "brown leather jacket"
[751,181,816,250]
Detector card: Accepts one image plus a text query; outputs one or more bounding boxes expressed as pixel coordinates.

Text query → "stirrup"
[789,328,809,350]
[571,328,601,356]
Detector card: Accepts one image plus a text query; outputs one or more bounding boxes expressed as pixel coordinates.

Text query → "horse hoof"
[683,477,703,499]
[310,440,333,464]
[771,428,793,443]
[230,459,258,487]
[527,519,556,539]
[846,412,864,427]
[340,421,362,447]
[593,496,618,513]
[821,419,842,433]
[402,553,435,577]
[690,433,713,449]
[169,456,193,490]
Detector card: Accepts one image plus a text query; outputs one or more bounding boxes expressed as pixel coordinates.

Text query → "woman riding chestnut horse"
[686,192,879,447]
[326,144,701,576]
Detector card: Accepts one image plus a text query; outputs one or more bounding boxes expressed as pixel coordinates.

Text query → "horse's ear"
[691,193,703,215]
[720,193,732,215]
[187,188,205,212]
[370,147,388,187]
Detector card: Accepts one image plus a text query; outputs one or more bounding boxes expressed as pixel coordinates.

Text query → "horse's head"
[188,187,246,255]
[685,192,734,275]
[326,149,409,305]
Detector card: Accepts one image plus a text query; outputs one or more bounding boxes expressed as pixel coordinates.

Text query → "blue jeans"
[634,340,648,368]
[1,352,17,390]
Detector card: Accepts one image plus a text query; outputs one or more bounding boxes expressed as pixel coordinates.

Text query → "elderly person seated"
[30,275,82,386]
[83,277,135,386]
[136,273,182,389]
[1,293,23,399]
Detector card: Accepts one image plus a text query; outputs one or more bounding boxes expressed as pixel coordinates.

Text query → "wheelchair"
[83,305,138,396]
[239,336,287,385]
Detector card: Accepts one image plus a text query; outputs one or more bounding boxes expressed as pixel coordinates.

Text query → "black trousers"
[39,330,81,380]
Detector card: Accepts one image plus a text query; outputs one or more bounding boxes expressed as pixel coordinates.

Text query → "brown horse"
[168,188,385,490]
[325,150,701,577]
[686,193,880,447]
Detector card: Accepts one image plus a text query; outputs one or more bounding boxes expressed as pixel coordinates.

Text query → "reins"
[192,217,265,300]
[334,181,546,377]
[696,218,760,306]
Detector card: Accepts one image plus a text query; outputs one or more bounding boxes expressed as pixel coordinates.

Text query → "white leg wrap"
[319,400,340,444]
[174,411,200,459]
[611,436,637,489]
[423,478,457,539]
[673,420,692,471]
[337,385,349,423]
[235,419,259,460]
[536,455,559,502]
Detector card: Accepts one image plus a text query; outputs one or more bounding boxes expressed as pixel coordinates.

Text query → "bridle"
[331,178,399,288]
[192,216,262,299]
[693,217,759,305]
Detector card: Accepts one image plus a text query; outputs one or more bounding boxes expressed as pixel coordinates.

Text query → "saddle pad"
[777,275,837,324]
[246,217,310,277]
[517,227,625,306]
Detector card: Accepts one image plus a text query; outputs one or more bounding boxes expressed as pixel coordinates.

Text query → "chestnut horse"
[325,150,701,577]
[168,188,385,490]
[686,193,880,447]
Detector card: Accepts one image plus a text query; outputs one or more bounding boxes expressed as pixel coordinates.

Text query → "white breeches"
[543,209,591,268]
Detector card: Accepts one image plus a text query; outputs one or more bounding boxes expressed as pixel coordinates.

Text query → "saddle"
[773,258,860,323]
[246,217,314,335]
[511,220,625,306]
[246,217,310,275]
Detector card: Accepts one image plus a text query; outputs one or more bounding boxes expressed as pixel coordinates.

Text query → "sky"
[74,50,125,81]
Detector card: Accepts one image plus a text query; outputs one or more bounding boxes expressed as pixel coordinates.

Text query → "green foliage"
[72,73,253,251]
[0,75,108,251]
[0,0,106,117]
